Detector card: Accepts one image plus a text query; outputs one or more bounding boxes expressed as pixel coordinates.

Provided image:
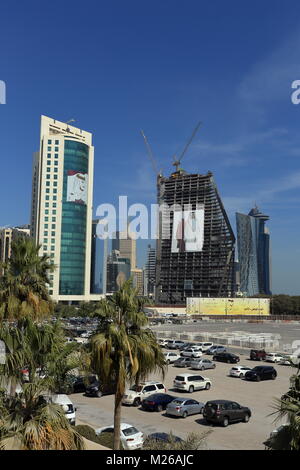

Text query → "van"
[43,394,76,425]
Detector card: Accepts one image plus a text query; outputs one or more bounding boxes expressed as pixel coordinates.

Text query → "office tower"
[236,206,272,297]
[106,250,131,293]
[145,244,156,297]
[0,227,30,265]
[112,226,136,269]
[156,170,235,304]
[131,268,144,296]
[30,115,94,301]
[90,220,103,294]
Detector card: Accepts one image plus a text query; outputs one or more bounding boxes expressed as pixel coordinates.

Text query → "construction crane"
[140,129,162,177]
[172,121,202,172]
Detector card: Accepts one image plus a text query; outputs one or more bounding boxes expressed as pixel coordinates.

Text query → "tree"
[143,431,211,450]
[89,280,166,450]
[267,362,300,450]
[0,238,55,322]
[0,379,84,450]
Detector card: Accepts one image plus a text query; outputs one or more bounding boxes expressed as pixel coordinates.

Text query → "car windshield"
[122,427,139,436]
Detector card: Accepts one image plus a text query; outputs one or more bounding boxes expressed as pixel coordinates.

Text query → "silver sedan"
[190,358,216,370]
[166,398,204,418]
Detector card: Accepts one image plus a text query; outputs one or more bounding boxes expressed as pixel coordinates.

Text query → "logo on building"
[0,81,6,104]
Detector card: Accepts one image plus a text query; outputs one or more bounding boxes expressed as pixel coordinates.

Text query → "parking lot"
[70,347,292,450]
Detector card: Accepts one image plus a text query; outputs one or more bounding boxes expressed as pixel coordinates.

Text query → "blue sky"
[0,0,300,294]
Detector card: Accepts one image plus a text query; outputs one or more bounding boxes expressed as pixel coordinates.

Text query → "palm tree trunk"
[113,389,123,450]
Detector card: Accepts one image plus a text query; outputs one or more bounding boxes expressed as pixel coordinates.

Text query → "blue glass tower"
[236,206,271,296]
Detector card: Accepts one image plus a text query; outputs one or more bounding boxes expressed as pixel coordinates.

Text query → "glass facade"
[59,140,89,295]
[236,207,271,297]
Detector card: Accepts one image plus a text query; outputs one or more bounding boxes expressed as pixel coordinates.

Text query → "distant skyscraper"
[112,226,136,269]
[107,250,131,293]
[236,206,272,297]
[145,244,156,297]
[31,115,94,301]
[156,170,235,304]
[91,220,103,294]
[131,268,144,296]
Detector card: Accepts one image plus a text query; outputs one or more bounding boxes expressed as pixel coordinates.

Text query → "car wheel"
[259,357,263,361]
[213,364,216,368]
[239,373,243,378]
[272,373,276,380]
[227,359,231,364]
[96,390,103,398]
[166,360,170,364]
[243,413,250,423]
[201,366,205,371]
[256,375,261,382]
[157,404,163,412]
[205,383,211,390]
[189,385,194,393]
[222,417,229,427]
[182,411,188,419]
[133,398,141,407]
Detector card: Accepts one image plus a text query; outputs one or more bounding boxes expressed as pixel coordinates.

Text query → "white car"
[122,381,167,406]
[181,347,203,358]
[197,342,214,352]
[229,365,252,378]
[96,423,144,450]
[173,373,211,393]
[265,353,284,363]
[158,339,169,348]
[163,351,181,364]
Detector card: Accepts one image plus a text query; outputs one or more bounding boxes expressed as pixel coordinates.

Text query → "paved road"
[70,354,293,450]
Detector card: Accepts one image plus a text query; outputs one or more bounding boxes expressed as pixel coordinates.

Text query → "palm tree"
[90,280,166,450]
[0,238,55,322]
[0,379,84,450]
[268,362,300,450]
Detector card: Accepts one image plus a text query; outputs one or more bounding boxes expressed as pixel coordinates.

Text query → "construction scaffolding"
[155,170,235,304]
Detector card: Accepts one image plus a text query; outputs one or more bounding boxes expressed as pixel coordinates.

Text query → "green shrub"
[74,425,100,444]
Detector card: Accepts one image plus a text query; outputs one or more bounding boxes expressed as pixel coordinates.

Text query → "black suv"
[245,366,277,381]
[212,352,240,364]
[85,379,116,397]
[203,400,251,427]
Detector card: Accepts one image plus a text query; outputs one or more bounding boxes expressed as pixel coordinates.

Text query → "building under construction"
[155,170,236,304]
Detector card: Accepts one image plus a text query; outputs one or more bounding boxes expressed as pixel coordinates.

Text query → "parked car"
[203,400,251,427]
[265,353,284,363]
[206,345,227,355]
[167,340,186,350]
[250,349,266,361]
[244,366,277,381]
[72,375,97,393]
[179,342,197,351]
[95,423,144,450]
[122,381,167,406]
[190,358,216,371]
[278,354,294,365]
[197,342,214,352]
[213,352,240,364]
[85,378,116,397]
[229,366,251,378]
[173,374,211,393]
[141,393,176,411]
[41,394,76,425]
[163,351,181,364]
[166,398,204,418]
[181,347,203,358]
[158,339,169,348]
[173,357,192,368]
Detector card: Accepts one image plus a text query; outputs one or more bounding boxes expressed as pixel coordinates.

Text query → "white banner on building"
[171,208,204,253]
[67,170,88,205]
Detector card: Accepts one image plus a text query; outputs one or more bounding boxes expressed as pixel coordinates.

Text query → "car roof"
[175,373,200,377]
[141,381,163,385]
[205,400,235,404]
[50,394,73,405]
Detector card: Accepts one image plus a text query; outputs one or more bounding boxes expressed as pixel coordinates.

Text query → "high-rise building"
[30,115,94,302]
[156,170,235,304]
[106,250,131,293]
[236,206,272,296]
[0,227,30,265]
[112,227,136,269]
[90,220,103,294]
[144,244,156,297]
[131,268,144,296]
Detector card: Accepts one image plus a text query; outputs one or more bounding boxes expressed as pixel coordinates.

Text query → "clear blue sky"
[0,0,300,294]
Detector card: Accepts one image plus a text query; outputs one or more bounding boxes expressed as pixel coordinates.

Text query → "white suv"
[173,374,211,393]
[122,381,167,406]
[265,353,284,363]
[197,342,214,352]
[181,347,203,358]
[163,351,181,364]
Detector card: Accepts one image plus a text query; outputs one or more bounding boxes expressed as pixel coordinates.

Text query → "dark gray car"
[166,398,204,418]
[173,357,192,368]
